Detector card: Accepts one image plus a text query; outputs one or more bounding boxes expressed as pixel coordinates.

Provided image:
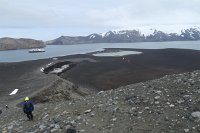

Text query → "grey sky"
[0,0,200,40]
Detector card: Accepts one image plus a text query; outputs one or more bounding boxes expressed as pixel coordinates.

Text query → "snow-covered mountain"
[46,25,200,45]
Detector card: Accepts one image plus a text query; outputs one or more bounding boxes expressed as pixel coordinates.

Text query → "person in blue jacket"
[22,97,34,120]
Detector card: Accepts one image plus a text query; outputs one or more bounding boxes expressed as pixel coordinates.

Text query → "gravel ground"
[1,70,200,133]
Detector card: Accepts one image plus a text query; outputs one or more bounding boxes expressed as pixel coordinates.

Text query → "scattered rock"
[65,123,76,133]
[184,129,189,132]
[39,125,47,131]
[79,129,85,132]
[84,109,92,114]
[43,114,49,119]
[154,96,160,100]
[2,70,200,133]
[169,104,175,108]
[191,111,200,122]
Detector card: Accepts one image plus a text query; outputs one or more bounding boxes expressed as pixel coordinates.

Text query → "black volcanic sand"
[0,59,58,105]
[1,48,200,105]
[61,48,200,90]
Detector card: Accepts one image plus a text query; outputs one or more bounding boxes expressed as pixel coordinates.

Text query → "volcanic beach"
[1,48,200,105]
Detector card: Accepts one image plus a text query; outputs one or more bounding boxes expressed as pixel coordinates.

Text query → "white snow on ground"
[40,67,44,72]
[40,62,54,72]
[93,51,142,57]
[46,62,53,67]
[9,89,19,95]
[52,58,58,60]
[50,65,69,74]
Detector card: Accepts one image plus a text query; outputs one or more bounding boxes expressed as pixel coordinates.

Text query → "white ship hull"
[29,48,45,53]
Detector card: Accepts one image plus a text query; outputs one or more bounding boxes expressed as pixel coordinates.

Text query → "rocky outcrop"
[46,27,200,45]
[31,79,86,103]
[0,37,45,51]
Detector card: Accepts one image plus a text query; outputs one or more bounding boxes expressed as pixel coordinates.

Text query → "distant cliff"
[46,25,200,45]
[0,37,45,51]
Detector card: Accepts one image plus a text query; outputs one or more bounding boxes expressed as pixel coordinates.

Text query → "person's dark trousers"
[26,112,33,120]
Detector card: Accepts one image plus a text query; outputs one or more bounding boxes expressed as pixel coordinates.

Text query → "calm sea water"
[0,41,200,62]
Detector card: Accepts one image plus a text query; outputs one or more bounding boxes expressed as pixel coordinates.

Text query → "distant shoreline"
[0,37,44,51]
[0,39,200,52]
[1,40,200,63]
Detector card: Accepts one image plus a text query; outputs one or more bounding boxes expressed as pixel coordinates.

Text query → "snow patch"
[40,67,44,72]
[105,32,111,37]
[46,62,53,67]
[9,89,19,95]
[93,51,142,57]
[113,30,127,35]
[40,62,54,72]
[100,32,107,37]
[89,34,96,39]
[50,65,69,74]
[52,58,58,60]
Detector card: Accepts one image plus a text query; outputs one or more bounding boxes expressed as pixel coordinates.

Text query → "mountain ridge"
[46,25,200,45]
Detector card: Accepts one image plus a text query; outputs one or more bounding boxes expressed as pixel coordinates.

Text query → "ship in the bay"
[29,48,45,53]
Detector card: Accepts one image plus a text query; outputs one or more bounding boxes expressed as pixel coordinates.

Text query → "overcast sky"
[0,0,200,40]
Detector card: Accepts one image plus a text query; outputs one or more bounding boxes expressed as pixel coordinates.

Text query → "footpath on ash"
[0,70,200,133]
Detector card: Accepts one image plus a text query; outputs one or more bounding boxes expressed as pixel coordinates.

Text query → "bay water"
[0,41,200,62]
